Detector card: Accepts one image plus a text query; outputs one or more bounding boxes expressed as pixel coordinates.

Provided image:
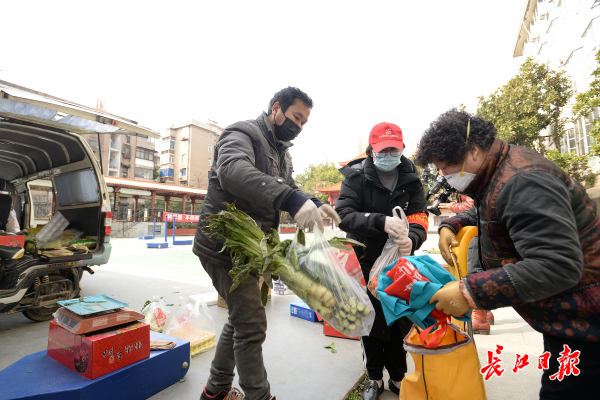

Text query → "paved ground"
[0,236,546,399]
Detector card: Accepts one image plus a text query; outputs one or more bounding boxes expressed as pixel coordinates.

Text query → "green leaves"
[477,56,572,153]
[260,281,270,306]
[323,342,337,353]
[294,162,344,204]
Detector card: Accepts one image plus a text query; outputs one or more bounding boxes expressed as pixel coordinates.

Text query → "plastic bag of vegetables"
[367,206,408,300]
[284,228,375,337]
[203,203,374,337]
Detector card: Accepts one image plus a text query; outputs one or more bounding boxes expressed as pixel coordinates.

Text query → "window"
[181,168,187,177]
[182,154,188,163]
[136,147,154,161]
[208,144,213,153]
[54,169,100,206]
[208,158,212,166]
[126,135,131,144]
[88,136,98,148]
[170,155,174,164]
[181,140,188,150]
[121,167,128,178]
[122,144,131,159]
[209,133,213,139]
[159,168,174,177]
[134,167,153,180]
[169,141,175,150]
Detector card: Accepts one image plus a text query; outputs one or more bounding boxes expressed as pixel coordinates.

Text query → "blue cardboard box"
[290,301,319,322]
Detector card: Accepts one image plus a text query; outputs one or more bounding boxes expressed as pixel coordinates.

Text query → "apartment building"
[513,0,600,162]
[83,133,157,180]
[159,119,224,189]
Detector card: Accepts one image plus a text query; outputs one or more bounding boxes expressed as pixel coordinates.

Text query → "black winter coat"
[336,156,428,279]
[193,112,319,266]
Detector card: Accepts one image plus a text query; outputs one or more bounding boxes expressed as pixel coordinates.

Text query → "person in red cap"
[336,122,428,400]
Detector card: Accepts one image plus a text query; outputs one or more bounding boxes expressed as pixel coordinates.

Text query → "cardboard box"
[47,321,150,380]
[0,235,25,248]
[323,321,359,340]
[218,276,271,309]
[290,301,319,322]
[54,306,145,335]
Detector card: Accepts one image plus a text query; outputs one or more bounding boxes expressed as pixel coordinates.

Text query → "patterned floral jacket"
[441,139,600,342]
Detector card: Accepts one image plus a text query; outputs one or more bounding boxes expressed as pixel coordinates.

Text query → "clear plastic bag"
[368,206,409,299]
[166,296,216,356]
[283,227,375,337]
[6,210,20,233]
[141,296,170,333]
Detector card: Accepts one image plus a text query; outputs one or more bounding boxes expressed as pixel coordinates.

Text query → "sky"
[2,0,526,175]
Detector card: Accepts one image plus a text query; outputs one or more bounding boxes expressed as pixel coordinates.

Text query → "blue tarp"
[376,255,471,329]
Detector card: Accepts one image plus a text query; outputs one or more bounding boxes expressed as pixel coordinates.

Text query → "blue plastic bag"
[376,255,471,329]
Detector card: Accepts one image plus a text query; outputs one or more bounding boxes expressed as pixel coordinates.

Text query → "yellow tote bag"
[400,323,487,400]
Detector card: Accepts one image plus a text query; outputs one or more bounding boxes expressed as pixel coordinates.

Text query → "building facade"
[158,119,223,189]
[513,0,600,163]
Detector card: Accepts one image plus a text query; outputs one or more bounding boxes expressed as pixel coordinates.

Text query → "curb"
[339,369,368,400]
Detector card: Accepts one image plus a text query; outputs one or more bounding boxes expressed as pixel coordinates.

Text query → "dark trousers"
[199,256,271,400]
[361,291,412,382]
[539,334,600,399]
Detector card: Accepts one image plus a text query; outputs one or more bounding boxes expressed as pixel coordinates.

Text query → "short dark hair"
[365,144,373,157]
[267,87,314,115]
[414,109,497,167]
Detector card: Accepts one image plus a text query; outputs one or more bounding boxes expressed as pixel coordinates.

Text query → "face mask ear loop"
[459,119,471,177]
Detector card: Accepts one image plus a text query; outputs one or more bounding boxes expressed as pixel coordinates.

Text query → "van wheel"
[22,304,60,322]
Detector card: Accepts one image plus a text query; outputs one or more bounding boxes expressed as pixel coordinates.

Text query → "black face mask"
[274,114,301,141]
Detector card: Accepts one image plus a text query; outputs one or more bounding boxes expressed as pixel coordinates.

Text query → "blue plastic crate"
[290,301,319,322]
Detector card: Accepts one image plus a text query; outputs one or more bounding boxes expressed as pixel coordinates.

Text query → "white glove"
[294,200,324,231]
[384,216,407,237]
[394,237,413,256]
[318,204,342,227]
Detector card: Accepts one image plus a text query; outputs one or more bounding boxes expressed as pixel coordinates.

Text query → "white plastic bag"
[367,206,409,299]
[141,296,170,333]
[6,210,20,233]
[283,227,375,337]
[166,296,216,356]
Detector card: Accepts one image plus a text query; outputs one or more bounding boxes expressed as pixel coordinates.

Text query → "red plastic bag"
[335,245,366,289]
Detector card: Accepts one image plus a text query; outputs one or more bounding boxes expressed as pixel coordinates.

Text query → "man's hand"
[294,200,324,231]
[437,203,453,211]
[394,237,413,256]
[319,204,341,227]
[429,281,470,317]
[384,216,407,237]
[439,227,459,265]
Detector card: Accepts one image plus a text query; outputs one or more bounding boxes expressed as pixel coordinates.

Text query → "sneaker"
[225,388,245,400]
[201,386,230,400]
[388,378,403,395]
[362,380,384,400]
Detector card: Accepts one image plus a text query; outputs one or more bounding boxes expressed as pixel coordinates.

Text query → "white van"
[0,80,160,321]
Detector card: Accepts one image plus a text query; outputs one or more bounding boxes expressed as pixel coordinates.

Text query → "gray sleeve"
[496,171,583,303]
[216,131,292,208]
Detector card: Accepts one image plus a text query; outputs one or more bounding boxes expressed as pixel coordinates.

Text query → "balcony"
[108,161,119,170]
[110,140,121,151]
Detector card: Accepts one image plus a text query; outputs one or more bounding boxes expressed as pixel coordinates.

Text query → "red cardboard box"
[47,320,150,380]
[0,235,24,248]
[323,321,359,340]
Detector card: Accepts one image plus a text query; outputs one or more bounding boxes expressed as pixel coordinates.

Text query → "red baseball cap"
[368,122,404,153]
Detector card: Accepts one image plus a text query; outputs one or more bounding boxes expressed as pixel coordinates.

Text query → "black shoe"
[362,380,384,400]
[200,385,234,400]
[388,378,402,395]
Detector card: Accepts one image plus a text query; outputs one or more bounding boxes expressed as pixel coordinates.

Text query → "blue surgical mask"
[374,151,402,171]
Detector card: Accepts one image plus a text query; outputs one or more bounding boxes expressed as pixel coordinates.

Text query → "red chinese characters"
[549,345,581,381]
[538,351,551,370]
[480,344,505,381]
[512,353,530,373]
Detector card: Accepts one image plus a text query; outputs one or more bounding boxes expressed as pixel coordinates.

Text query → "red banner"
[163,212,200,223]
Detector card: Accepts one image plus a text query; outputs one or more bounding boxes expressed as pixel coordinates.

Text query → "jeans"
[199,256,271,400]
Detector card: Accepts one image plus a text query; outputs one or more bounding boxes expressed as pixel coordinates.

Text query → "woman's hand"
[439,227,459,265]
[429,281,471,317]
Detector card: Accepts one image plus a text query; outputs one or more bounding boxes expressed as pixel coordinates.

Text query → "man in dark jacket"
[193,87,340,400]
[336,122,428,400]
[415,109,600,400]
